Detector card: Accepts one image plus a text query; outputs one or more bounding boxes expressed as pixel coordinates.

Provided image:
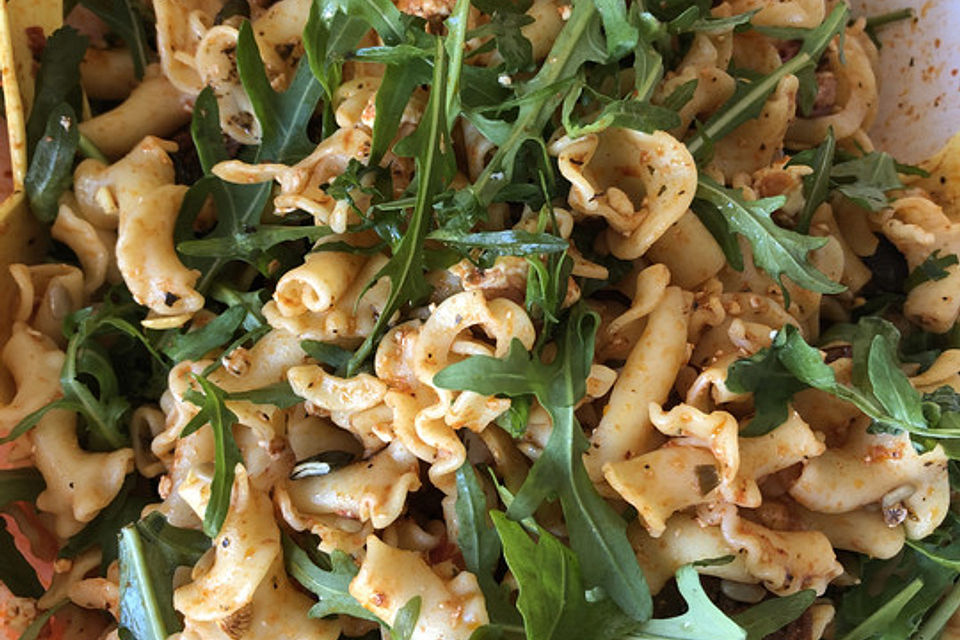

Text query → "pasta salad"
[1,0,960,639]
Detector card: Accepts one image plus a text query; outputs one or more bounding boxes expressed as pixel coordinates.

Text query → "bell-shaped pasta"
[910,131,960,218]
[718,504,843,595]
[78,66,191,159]
[712,75,799,179]
[215,128,373,233]
[33,410,135,538]
[728,409,826,506]
[285,441,421,529]
[349,535,489,640]
[155,0,224,94]
[76,136,203,316]
[752,497,905,560]
[628,515,753,595]
[787,26,878,146]
[650,403,740,485]
[264,254,392,342]
[180,557,341,640]
[175,467,280,622]
[274,252,370,318]
[51,204,117,295]
[274,483,372,555]
[646,212,727,289]
[605,445,722,537]
[39,548,104,610]
[728,0,825,28]
[586,286,688,482]
[789,419,949,531]
[551,129,697,259]
[9,264,84,346]
[911,350,960,394]
[873,196,960,333]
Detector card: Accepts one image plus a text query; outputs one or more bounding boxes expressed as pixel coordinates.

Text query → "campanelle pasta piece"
[645,212,727,289]
[285,441,421,529]
[911,349,960,393]
[32,410,135,537]
[214,127,373,233]
[787,24,879,146]
[730,409,826,507]
[628,515,754,594]
[8,263,83,346]
[179,558,340,640]
[350,535,489,640]
[751,497,905,560]
[728,0,825,28]
[910,131,960,218]
[712,75,799,179]
[605,445,722,537]
[51,203,117,295]
[872,196,960,333]
[649,402,740,485]
[275,482,373,555]
[585,286,689,482]
[551,128,697,259]
[717,504,843,595]
[175,467,280,621]
[74,136,203,316]
[264,253,392,341]
[789,419,950,534]
[77,66,191,159]
[274,252,370,318]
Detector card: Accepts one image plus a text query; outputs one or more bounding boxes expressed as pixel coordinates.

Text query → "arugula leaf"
[300,340,354,373]
[118,513,211,640]
[175,90,272,285]
[467,0,533,73]
[427,229,568,266]
[25,26,88,154]
[470,0,607,204]
[79,0,151,79]
[725,336,810,436]
[908,512,960,570]
[0,467,45,508]
[864,8,914,48]
[728,322,960,441]
[830,151,906,211]
[731,591,816,640]
[841,580,925,640]
[560,79,681,138]
[59,474,152,569]
[625,565,745,640]
[282,532,382,622]
[345,35,452,375]
[693,176,844,301]
[303,0,369,135]
[436,305,652,621]
[160,306,246,362]
[686,3,848,158]
[905,250,959,291]
[495,395,531,437]
[180,375,243,537]
[0,519,43,598]
[391,597,422,640]
[788,127,836,233]
[594,0,638,58]
[3,297,166,448]
[16,600,68,640]
[25,102,79,223]
[455,463,520,626]
[492,511,635,640]
[236,21,323,164]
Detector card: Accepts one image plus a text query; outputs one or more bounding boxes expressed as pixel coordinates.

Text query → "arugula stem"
[471,0,598,204]
[914,578,960,640]
[865,8,914,30]
[686,3,848,159]
[78,133,109,163]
